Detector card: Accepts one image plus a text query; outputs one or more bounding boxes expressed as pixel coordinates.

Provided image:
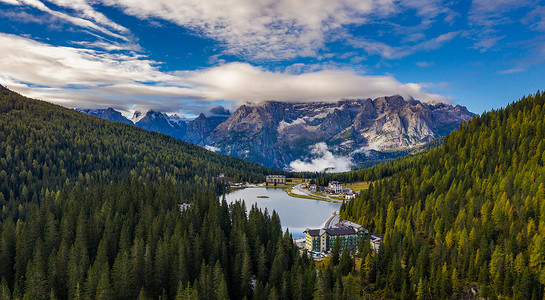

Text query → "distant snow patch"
[131,111,146,123]
[205,145,221,152]
[289,142,353,173]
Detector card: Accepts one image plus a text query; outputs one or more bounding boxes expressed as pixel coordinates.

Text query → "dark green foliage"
[0,88,323,299]
[0,87,271,221]
[338,91,545,298]
[338,250,353,276]
[0,179,318,299]
[330,241,340,266]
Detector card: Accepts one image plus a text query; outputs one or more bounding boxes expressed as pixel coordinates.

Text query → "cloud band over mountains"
[0,33,446,114]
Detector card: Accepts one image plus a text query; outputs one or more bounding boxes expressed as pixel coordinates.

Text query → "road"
[292,184,344,203]
[324,214,340,228]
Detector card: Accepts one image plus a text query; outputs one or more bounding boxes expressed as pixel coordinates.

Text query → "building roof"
[304,229,321,236]
[325,227,355,236]
[370,235,383,243]
[305,225,357,237]
[266,175,286,178]
[336,220,363,229]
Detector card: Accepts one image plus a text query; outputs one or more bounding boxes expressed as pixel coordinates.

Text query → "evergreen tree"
[331,241,340,266]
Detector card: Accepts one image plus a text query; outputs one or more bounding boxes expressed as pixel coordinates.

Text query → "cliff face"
[200,96,474,170]
[77,96,474,171]
[184,113,230,144]
[127,111,186,140]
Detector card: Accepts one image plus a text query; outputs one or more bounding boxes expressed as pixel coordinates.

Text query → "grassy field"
[279,178,373,202]
[285,177,308,185]
[343,181,371,192]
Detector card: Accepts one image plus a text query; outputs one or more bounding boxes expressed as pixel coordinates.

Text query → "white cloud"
[468,0,542,52]
[0,34,447,114]
[416,61,433,67]
[96,0,392,60]
[0,33,170,86]
[498,67,524,74]
[0,0,20,4]
[289,142,353,173]
[92,0,457,60]
[351,31,459,59]
[204,145,220,152]
[469,0,531,27]
[473,35,505,52]
[46,0,129,33]
[183,62,446,103]
[522,6,545,31]
[2,0,460,60]
[3,0,129,40]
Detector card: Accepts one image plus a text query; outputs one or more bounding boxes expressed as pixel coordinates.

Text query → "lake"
[223,187,340,238]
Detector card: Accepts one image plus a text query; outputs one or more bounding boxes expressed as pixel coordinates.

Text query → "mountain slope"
[133,110,188,140]
[184,113,230,144]
[337,91,545,298]
[202,96,474,170]
[78,108,230,144]
[0,86,271,209]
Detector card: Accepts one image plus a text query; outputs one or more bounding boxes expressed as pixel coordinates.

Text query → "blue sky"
[0,0,544,117]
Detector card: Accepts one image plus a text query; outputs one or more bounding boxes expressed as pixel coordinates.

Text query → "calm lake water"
[223,187,340,238]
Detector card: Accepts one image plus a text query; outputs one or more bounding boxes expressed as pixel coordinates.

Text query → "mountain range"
[78,95,474,170]
[76,107,231,144]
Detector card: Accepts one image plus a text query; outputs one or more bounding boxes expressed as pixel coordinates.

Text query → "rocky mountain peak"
[201,96,474,170]
[77,97,474,171]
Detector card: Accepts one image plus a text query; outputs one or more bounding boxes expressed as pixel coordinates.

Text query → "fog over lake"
[223,187,340,238]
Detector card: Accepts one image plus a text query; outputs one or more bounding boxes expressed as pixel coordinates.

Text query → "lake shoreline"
[223,186,340,239]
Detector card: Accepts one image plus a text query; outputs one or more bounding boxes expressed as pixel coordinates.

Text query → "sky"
[0,0,544,118]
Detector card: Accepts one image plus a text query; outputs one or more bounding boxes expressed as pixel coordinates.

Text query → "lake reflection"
[223,187,340,238]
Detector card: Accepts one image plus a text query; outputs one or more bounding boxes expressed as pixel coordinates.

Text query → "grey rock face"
[133,111,188,140]
[77,96,474,171]
[76,108,133,125]
[200,96,474,170]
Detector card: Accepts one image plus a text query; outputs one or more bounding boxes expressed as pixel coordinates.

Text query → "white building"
[328,181,343,194]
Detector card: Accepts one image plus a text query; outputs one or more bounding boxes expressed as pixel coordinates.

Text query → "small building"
[370,234,383,252]
[345,193,356,200]
[266,175,286,185]
[309,184,317,192]
[217,173,225,178]
[328,181,343,194]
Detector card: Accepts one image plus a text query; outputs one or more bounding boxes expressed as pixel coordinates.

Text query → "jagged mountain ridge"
[76,108,230,144]
[201,95,474,170]
[133,110,188,140]
[78,95,474,170]
[75,107,133,125]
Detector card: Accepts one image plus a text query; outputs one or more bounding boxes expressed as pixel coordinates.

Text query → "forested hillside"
[341,91,545,298]
[0,180,321,299]
[0,86,364,299]
[0,86,270,216]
